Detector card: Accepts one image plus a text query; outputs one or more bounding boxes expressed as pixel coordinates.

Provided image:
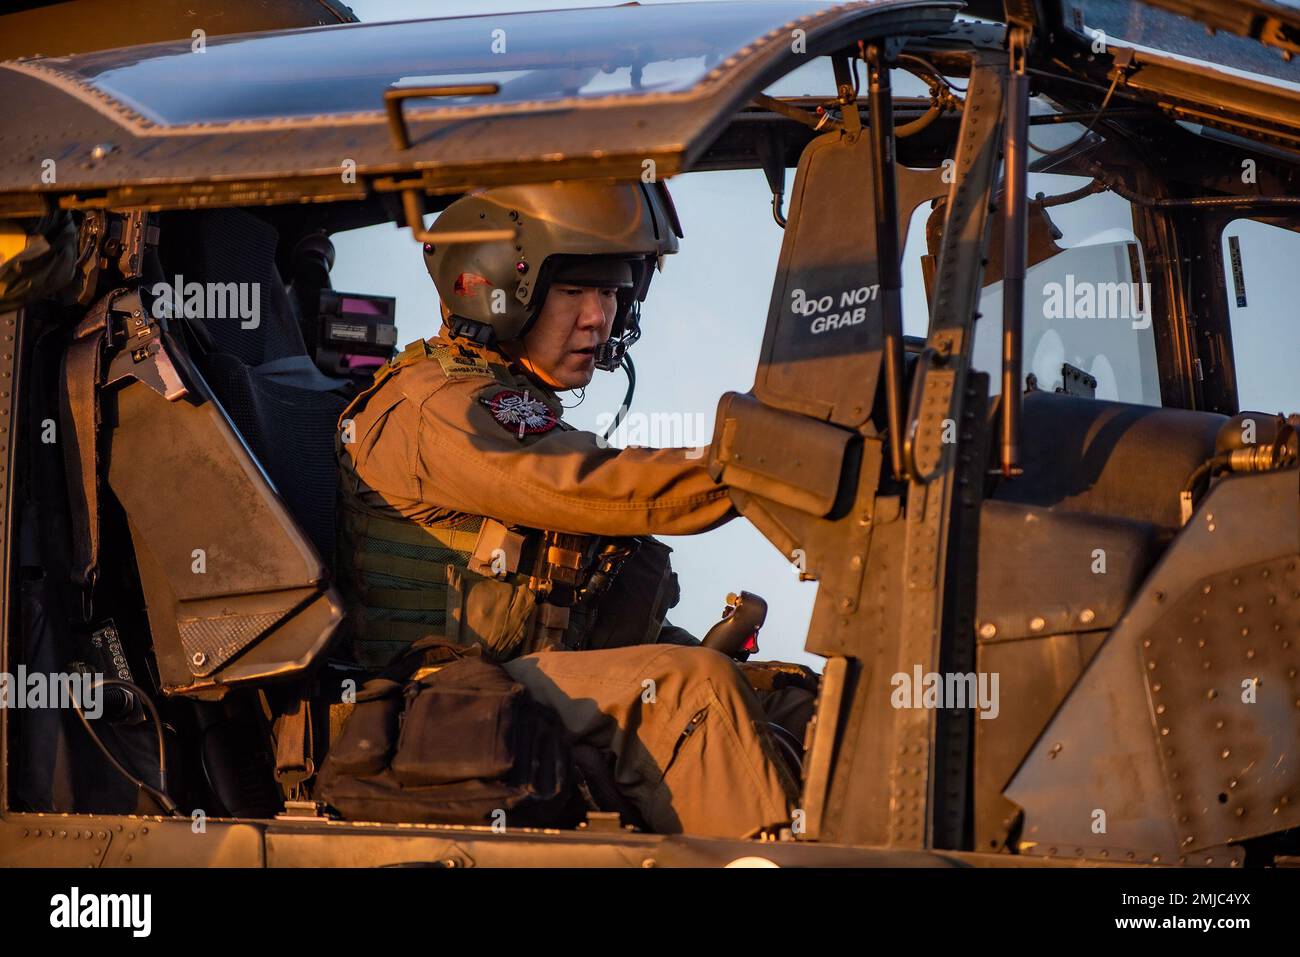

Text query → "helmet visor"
[547,256,636,288]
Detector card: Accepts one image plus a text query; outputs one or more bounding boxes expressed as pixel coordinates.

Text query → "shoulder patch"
[480,388,560,439]
[433,345,500,381]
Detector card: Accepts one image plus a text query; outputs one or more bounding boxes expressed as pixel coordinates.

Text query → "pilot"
[334,179,811,839]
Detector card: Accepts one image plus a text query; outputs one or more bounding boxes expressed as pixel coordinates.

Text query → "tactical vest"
[335,338,675,670]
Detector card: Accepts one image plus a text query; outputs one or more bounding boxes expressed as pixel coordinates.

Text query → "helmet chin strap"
[448,313,497,347]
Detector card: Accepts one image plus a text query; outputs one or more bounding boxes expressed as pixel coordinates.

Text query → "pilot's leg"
[503,644,798,839]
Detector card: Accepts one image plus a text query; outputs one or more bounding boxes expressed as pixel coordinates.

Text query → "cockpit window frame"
[0,1,959,209]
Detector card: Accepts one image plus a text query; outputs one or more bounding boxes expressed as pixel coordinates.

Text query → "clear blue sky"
[334,0,1300,668]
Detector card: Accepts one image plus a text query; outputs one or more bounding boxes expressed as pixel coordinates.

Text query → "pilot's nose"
[576,289,608,330]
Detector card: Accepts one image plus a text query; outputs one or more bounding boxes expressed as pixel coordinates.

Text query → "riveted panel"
[1143,555,1300,852]
[0,816,113,866]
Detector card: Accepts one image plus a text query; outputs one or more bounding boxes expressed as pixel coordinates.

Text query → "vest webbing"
[337,502,485,668]
[336,338,490,667]
[335,337,615,668]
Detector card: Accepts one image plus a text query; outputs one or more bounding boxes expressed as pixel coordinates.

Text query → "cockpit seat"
[991,390,1226,531]
[158,207,351,564]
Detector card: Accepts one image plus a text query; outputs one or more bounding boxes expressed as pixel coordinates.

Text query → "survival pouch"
[315,636,582,826]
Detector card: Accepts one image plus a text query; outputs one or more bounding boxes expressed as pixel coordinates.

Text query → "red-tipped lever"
[702,591,768,662]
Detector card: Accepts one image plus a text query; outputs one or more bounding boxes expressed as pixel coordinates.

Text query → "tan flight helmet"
[423,179,681,370]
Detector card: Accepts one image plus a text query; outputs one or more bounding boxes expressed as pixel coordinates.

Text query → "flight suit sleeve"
[411,373,736,537]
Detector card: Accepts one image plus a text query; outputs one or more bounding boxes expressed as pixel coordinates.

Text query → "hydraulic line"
[72,677,181,815]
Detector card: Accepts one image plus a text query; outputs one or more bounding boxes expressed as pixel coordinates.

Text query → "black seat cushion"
[160,208,310,366]
[202,354,347,564]
[991,391,1225,530]
[158,208,351,565]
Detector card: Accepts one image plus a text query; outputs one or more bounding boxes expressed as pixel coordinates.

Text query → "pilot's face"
[506,283,618,390]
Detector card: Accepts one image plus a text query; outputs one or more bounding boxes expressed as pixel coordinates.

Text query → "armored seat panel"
[976,499,1161,642]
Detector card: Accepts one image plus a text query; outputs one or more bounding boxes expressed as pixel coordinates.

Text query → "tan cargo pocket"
[444,565,537,662]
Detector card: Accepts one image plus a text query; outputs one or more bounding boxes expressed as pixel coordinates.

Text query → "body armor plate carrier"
[335,340,672,669]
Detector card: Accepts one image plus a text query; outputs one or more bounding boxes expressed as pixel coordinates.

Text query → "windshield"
[1062,0,1300,90]
[44,0,843,126]
[901,92,1163,408]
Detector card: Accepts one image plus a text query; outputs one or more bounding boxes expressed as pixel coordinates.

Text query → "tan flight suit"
[335,332,806,838]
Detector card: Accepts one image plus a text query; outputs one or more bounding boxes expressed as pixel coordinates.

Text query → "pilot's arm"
[399,364,737,537]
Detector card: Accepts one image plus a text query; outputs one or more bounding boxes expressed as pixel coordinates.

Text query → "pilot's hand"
[736,660,820,695]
